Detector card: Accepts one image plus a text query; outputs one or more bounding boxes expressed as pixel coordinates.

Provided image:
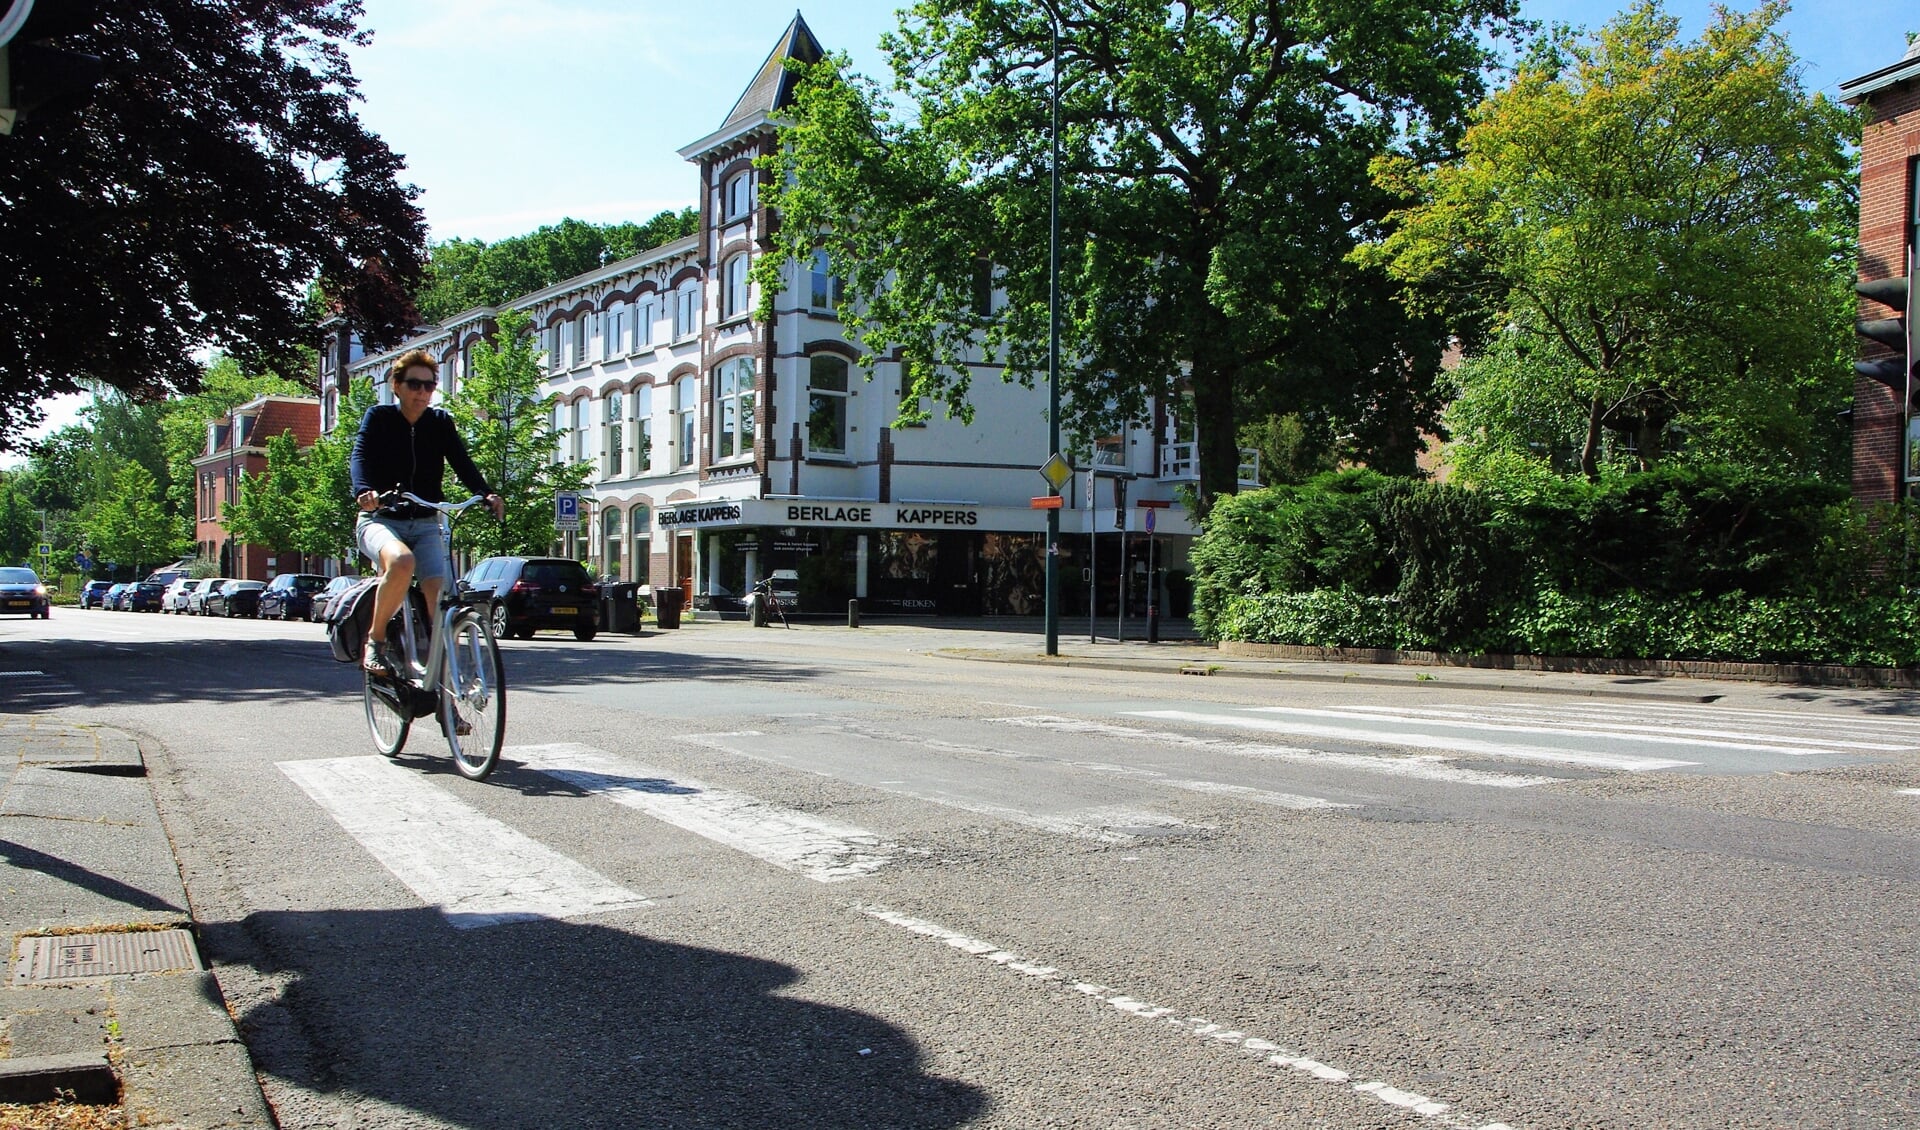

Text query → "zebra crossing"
[276,697,1920,929]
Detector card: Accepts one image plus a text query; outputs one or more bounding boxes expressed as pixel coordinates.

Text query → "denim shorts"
[355,513,449,584]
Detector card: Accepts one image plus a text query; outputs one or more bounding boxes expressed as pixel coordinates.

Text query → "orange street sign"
[1030,495,1064,509]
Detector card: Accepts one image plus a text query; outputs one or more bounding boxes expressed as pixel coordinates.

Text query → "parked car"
[188,578,229,615]
[103,583,130,610]
[126,581,168,613]
[162,577,202,613]
[146,568,188,591]
[205,579,264,618]
[0,567,51,619]
[80,580,114,609]
[460,556,601,640]
[308,575,362,623]
[258,573,329,621]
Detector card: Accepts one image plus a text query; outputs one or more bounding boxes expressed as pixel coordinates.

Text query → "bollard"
[847,598,860,628]
[1147,602,1160,644]
[749,592,766,628]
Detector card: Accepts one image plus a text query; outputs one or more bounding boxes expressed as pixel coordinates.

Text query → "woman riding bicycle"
[351,349,504,675]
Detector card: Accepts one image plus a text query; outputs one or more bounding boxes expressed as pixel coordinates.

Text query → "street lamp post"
[1043,1,1063,657]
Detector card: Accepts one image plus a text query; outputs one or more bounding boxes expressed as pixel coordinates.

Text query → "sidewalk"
[934,636,1909,705]
[0,716,272,1128]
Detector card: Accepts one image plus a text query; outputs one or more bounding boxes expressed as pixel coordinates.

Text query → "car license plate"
[549,606,577,616]
[5,599,27,608]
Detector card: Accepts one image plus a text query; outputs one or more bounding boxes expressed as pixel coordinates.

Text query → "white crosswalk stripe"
[1241,705,1882,756]
[988,716,1560,788]
[278,756,652,928]
[510,742,893,882]
[1350,702,1918,753]
[1126,709,1695,771]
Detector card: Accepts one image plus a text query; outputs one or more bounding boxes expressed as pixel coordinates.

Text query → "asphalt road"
[5,606,1918,1129]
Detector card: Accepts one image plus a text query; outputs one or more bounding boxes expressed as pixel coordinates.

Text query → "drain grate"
[11,928,201,985]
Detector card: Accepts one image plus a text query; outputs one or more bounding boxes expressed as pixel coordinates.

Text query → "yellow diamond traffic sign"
[1038,452,1072,492]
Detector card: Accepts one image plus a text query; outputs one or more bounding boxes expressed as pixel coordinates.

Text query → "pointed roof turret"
[679,12,826,160]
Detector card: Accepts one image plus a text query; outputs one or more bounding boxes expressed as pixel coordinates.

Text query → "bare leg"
[368,542,415,644]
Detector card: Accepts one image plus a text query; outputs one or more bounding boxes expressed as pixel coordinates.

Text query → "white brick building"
[321,13,1236,620]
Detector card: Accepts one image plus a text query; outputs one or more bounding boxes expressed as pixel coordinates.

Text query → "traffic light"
[0,0,103,136]
[1855,274,1909,393]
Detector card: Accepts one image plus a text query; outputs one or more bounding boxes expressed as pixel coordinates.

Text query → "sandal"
[362,638,397,676]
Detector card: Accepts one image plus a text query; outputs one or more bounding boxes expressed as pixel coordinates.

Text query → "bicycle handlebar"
[377,490,486,516]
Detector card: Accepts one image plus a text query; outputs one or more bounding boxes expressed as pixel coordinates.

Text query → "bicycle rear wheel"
[363,671,410,755]
[440,609,505,779]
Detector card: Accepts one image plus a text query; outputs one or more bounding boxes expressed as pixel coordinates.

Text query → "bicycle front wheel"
[363,671,410,756]
[440,609,505,779]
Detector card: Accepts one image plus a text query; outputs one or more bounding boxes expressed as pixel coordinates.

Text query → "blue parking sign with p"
[555,491,580,530]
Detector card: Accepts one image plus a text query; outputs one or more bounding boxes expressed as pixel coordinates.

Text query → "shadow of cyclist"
[213,906,988,1129]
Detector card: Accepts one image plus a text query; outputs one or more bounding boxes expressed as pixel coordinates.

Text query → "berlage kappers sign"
[655,500,982,529]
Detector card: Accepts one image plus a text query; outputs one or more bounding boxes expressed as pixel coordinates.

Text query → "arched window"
[604,390,624,478]
[808,354,849,456]
[722,255,750,320]
[636,385,654,473]
[571,397,589,464]
[809,249,843,311]
[724,172,753,220]
[674,376,696,468]
[603,507,623,581]
[713,358,755,461]
[673,282,700,340]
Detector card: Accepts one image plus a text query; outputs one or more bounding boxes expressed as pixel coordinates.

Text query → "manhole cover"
[11,929,200,985]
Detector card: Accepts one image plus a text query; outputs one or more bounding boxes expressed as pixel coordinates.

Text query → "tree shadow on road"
[212,906,988,1130]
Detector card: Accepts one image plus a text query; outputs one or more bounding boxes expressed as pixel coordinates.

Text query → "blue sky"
[14,0,1907,452]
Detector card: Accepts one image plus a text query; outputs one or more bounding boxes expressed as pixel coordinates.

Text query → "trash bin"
[654,585,683,630]
[602,582,641,634]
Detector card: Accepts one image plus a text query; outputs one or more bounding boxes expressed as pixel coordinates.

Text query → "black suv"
[461,557,600,641]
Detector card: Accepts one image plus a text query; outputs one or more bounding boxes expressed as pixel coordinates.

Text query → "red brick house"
[1843,39,1920,504]
[191,395,322,580]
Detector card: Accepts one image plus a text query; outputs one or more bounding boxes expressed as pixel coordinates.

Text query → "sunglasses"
[397,377,437,392]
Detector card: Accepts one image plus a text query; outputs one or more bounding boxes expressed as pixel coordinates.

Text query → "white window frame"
[808,249,844,312]
[712,358,755,462]
[571,397,589,464]
[722,255,750,321]
[574,312,590,367]
[605,303,625,358]
[604,389,624,479]
[636,384,654,474]
[674,375,696,468]
[724,172,753,220]
[807,354,850,457]
[673,283,699,342]
[637,297,656,347]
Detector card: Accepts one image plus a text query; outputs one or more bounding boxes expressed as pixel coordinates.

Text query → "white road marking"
[683,731,1208,843]
[510,743,892,882]
[278,756,651,928]
[1134,710,1694,771]
[1496,700,1920,737]
[856,904,1514,1130]
[1285,704,1907,754]
[829,720,1357,812]
[990,716,1559,788]
[0,670,48,677]
[1899,788,1920,797]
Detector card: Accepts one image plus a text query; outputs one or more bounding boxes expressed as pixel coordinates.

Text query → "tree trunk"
[1190,357,1241,516]
[1580,393,1605,481]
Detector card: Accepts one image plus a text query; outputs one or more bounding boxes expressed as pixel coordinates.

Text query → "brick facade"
[1847,54,1920,504]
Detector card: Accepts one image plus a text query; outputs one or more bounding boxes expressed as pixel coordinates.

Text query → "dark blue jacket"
[350,405,493,507]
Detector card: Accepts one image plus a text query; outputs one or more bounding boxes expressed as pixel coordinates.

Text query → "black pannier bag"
[325,578,382,663]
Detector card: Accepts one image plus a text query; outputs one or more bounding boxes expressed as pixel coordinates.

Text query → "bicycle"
[361,491,506,780]
[749,577,792,629]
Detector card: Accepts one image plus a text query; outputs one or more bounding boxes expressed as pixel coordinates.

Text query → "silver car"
[188,578,230,615]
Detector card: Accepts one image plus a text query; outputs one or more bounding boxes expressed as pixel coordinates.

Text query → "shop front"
[655,499,1079,617]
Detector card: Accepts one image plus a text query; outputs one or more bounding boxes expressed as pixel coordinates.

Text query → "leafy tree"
[296,376,379,565]
[442,309,589,558]
[1239,413,1340,488]
[1363,0,1856,480]
[85,464,178,576]
[222,431,307,560]
[756,0,1519,508]
[0,0,425,450]
[414,212,700,323]
[0,478,38,565]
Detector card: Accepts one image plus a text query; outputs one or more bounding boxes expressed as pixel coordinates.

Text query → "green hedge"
[1193,466,1919,668]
